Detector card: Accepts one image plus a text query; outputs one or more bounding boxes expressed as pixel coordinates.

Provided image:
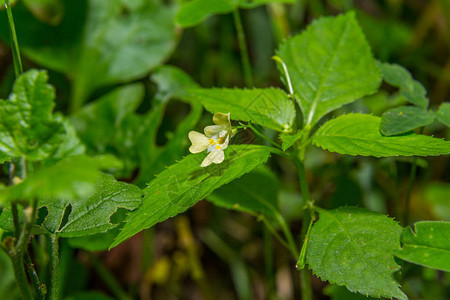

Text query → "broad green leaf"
[206,166,279,218]
[424,183,450,221]
[0,69,65,160]
[151,65,200,103]
[395,221,450,272]
[175,0,235,27]
[186,88,295,132]
[0,155,104,205]
[277,12,381,126]
[378,62,428,109]
[0,0,177,106]
[41,173,142,237]
[70,83,145,177]
[313,114,450,157]
[279,130,303,151]
[175,0,294,27]
[111,145,271,248]
[306,207,406,300]
[436,102,450,127]
[0,153,10,164]
[380,106,435,136]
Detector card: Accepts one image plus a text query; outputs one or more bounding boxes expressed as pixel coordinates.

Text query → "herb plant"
[0,0,449,299]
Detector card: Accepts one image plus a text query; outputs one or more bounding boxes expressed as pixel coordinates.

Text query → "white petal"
[219,135,230,150]
[204,125,223,138]
[201,149,224,167]
[188,131,210,153]
[213,112,231,127]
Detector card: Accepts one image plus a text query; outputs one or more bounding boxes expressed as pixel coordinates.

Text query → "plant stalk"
[403,158,417,226]
[233,8,253,88]
[10,251,33,300]
[50,235,61,300]
[5,0,23,77]
[25,251,46,299]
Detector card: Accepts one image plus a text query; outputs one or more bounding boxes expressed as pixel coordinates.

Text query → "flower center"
[208,138,215,145]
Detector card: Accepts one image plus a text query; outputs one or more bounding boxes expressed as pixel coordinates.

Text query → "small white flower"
[188,112,232,167]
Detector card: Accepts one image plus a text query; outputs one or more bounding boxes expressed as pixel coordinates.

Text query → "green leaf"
[67,228,120,251]
[279,130,303,151]
[175,0,294,27]
[306,207,406,300]
[395,221,450,272]
[111,145,271,248]
[41,173,142,237]
[380,106,435,136]
[436,102,450,127]
[277,12,381,126]
[0,155,104,205]
[0,69,64,160]
[175,0,235,27]
[1,0,177,105]
[313,113,450,157]
[151,65,200,103]
[186,88,295,132]
[206,166,279,218]
[377,62,429,109]
[70,83,145,177]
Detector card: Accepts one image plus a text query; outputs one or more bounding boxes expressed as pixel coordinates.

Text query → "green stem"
[274,212,299,258]
[233,8,253,88]
[247,121,282,149]
[24,251,46,299]
[5,0,23,77]
[88,253,131,300]
[50,235,61,300]
[294,158,313,300]
[10,251,32,300]
[403,158,417,226]
[261,217,292,252]
[11,203,20,237]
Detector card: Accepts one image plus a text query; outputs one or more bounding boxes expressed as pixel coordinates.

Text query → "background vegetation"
[0,0,449,299]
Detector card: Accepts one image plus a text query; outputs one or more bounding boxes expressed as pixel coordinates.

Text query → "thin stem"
[16,199,37,251]
[261,217,292,251]
[24,251,46,299]
[274,212,299,258]
[233,8,253,88]
[10,252,33,300]
[294,158,313,300]
[5,0,23,77]
[403,159,417,226]
[247,121,282,149]
[50,235,61,300]
[11,203,20,237]
[88,253,131,300]
[272,56,294,97]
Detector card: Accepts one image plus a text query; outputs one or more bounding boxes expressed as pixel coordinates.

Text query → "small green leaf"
[0,69,65,160]
[436,102,450,127]
[207,166,280,218]
[175,0,295,27]
[41,173,143,237]
[279,130,303,151]
[0,155,104,205]
[175,0,235,27]
[186,88,295,132]
[378,62,429,109]
[395,221,450,272]
[277,12,381,126]
[111,145,271,248]
[306,207,406,300]
[380,106,435,136]
[313,113,450,157]
[151,65,200,103]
